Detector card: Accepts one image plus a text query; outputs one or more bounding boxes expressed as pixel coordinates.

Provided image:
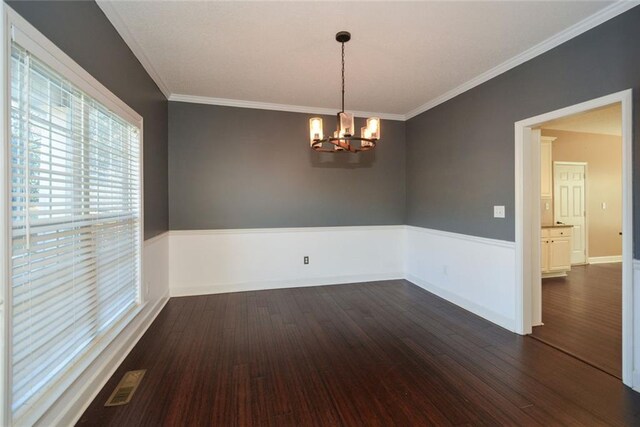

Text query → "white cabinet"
[541,226,572,278]
[541,235,550,272]
[549,238,571,271]
[540,136,556,199]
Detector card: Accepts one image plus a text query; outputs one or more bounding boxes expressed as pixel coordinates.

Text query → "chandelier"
[309,31,381,153]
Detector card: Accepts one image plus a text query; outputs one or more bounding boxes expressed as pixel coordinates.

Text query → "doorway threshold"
[529,334,621,380]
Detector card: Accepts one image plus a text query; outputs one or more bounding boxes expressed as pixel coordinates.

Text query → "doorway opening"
[532,105,622,378]
[514,90,633,387]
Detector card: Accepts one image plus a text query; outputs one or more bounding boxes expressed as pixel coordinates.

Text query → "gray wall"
[169,102,405,229]
[406,6,640,254]
[7,0,169,239]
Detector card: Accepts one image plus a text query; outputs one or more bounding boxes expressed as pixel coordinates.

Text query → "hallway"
[532,263,621,378]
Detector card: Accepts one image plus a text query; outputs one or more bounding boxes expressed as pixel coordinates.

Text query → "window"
[7,32,142,421]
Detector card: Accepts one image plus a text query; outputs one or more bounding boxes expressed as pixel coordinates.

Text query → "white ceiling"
[542,103,622,136]
[98,1,621,118]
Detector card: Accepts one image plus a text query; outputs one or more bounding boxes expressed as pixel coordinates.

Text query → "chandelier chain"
[341,41,345,113]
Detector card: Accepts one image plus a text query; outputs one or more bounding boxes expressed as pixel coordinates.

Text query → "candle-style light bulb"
[361,126,373,148]
[367,117,380,140]
[339,112,355,137]
[309,117,323,146]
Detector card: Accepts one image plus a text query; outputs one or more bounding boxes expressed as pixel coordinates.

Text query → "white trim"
[168,93,405,121]
[406,274,514,332]
[138,118,145,305]
[633,371,640,394]
[514,89,633,387]
[405,1,639,120]
[170,273,404,298]
[43,294,169,427]
[97,0,637,120]
[169,225,405,236]
[0,3,9,425]
[634,259,640,393]
[541,272,567,279]
[589,255,623,264]
[95,0,171,99]
[7,7,142,127]
[143,230,170,246]
[2,5,147,423]
[99,0,637,120]
[405,225,515,249]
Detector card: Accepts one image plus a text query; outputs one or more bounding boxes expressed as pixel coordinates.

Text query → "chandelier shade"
[309,31,381,153]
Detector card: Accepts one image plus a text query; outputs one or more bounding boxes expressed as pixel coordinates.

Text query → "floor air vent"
[105,369,146,406]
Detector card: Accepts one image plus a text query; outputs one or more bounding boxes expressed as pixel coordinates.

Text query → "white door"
[553,162,587,264]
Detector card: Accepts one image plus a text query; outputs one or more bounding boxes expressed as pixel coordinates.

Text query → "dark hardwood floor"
[532,263,622,378]
[78,280,640,426]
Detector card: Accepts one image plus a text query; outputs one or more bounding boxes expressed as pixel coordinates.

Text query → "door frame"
[553,161,589,265]
[514,89,633,387]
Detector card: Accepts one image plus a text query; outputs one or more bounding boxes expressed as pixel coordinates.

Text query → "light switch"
[602,202,607,210]
[494,205,505,218]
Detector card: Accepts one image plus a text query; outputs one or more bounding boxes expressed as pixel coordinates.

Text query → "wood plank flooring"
[532,263,621,378]
[78,280,640,426]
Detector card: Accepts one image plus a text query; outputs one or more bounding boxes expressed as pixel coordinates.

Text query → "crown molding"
[96,0,171,98]
[404,1,640,120]
[168,94,406,121]
[99,0,638,121]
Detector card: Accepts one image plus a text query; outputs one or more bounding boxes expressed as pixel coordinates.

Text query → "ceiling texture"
[97,1,626,119]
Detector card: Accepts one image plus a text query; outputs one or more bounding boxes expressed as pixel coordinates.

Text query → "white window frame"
[0,4,145,425]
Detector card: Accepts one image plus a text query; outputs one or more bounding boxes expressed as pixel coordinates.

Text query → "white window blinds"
[9,40,142,417]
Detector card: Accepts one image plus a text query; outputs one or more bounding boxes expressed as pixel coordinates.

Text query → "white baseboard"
[633,371,640,394]
[405,225,516,332]
[542,272,567,278]
[43,294,169,427]
[406,274,514,332]
[588,255,622,264]
[170,272,404,297]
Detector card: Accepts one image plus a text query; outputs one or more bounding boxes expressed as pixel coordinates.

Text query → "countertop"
[542,224,573,229]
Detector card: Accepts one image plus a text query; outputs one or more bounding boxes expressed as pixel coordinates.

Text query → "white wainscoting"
[142,231,171,301]
[632,259,640,392]
[405,226,517,332]
[169,226,406,297]
[41,232,170,427]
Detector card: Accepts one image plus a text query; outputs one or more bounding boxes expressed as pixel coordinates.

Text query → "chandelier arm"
[311,136,377,153]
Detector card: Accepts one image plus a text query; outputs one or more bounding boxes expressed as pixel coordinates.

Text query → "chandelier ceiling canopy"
[309,31,381,153]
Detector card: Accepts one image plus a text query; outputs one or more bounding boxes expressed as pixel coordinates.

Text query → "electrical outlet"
[493,205,505,218]
[304,256,309,265]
